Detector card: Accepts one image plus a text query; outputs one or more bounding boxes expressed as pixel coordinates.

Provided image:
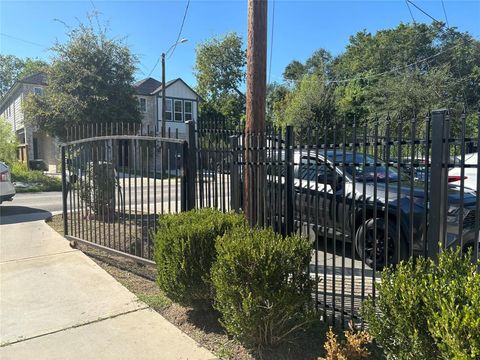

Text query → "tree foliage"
[23,21,140,140]
[283,60,305,83]
[0,55,48,97]
[269,22,480,132]
[0,117,18,165]
[331,22,480,119]
[280,74,336,133]
[194,32,246,127]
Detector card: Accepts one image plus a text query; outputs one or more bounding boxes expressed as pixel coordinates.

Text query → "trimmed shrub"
[154,208,245,304]
[362,248,480,360]
[79,161,116,219]
[423,250,480,360]
[211,226,315,347]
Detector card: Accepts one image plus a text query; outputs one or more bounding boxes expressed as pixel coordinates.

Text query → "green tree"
[280,74,336,134]
[266,82,289,126]
[0,117,18,165]
[331,22,480,120]
[283,48,332,86]
[18,58,49,79]
[194,32,246,127]
[23,22,140,140]
[0,55,48,97]
[283,60,305,83]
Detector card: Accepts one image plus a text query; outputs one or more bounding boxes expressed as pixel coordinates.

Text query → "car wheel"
[355,218,407,270]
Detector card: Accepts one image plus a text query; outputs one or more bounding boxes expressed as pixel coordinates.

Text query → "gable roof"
[19,72,48,86]
[0,71,48,109]
[152,78,200,99]
[133,77,162,96]
[135,77,200,99]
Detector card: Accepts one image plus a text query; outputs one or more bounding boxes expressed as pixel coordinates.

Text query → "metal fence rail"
[197,109,480,324]
[61,109,479,326]
[61,122,196,264]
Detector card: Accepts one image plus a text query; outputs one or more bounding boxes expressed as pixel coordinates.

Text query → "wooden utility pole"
[244,0,267,225]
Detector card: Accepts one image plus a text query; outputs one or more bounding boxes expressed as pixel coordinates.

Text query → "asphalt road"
[0,178,225,223]
[1,192,63,214]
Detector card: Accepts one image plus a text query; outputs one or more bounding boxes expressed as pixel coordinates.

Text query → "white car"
[0,162,15,204]
[449,153,478,192]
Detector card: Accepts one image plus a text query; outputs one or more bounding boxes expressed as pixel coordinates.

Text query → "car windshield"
[326,153,408,182]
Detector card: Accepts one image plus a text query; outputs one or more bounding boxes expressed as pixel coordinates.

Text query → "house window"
[184,101,193,121]
[174,100,183,122]
[165,99,172,121]
[33,87,44,96]
[139,98,147,112]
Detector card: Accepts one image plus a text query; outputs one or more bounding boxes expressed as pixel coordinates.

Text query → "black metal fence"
[196,109,479,324]
[61,122,196,264]
[61,109,479,325]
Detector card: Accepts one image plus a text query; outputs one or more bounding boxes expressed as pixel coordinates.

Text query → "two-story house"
[0,72,57,171]
[133,77,200,138]
[0,73,200,172]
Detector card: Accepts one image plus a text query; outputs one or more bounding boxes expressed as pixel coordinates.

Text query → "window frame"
[33,87,44,96]
[165,98,173,121]
[184,100,193,121]
[139,97,147,112]
[174,99,183,122]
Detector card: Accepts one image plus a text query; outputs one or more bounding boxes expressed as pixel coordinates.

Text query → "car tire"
[355,218,407,270]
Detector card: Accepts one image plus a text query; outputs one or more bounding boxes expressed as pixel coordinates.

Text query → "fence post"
[230,135,241,212]
[285,126,294,235]
[427,109,448,259]
[183,120,197,211]
[61,145,68,236]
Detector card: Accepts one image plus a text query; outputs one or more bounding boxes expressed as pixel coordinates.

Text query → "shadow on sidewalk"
[0,206,52,225]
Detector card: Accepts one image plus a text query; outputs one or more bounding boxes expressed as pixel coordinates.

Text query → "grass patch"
[137,293,172,310]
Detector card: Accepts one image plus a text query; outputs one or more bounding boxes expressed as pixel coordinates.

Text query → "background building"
[0,73,200,172]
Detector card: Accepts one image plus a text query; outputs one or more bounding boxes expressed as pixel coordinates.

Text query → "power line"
[147,58,160,78]
[406,0,439,23]
[404,0,416,24]
[441,0,450,28]
[168,0,190,60]
[329,41,467,84]
[0,32,47,48]
[268,0,275,84]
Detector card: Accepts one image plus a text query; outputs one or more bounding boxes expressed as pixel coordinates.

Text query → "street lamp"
[161,38,188,137]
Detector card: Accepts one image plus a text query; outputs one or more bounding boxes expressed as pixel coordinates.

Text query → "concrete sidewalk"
[0,217,215,359]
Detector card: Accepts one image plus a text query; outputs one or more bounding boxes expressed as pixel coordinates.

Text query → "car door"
[293,156,336,234]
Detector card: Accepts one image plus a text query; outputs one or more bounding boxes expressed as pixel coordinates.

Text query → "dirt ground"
[47,214,384,360]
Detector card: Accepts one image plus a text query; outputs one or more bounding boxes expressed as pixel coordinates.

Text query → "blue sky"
[1,0,479,87]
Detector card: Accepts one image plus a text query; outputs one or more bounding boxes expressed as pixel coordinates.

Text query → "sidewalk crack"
[0,306,149,347]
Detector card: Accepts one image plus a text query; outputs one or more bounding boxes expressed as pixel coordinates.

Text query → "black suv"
[267,150,478,269]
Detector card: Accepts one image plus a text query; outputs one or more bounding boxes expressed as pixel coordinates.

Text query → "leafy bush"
[154,208,245,305]
[362,249,480,360]
[0,117,17,165]
[423,250,480,360]
[79,162,116,218]
[211,226,314,347]
[10,162,62,192]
